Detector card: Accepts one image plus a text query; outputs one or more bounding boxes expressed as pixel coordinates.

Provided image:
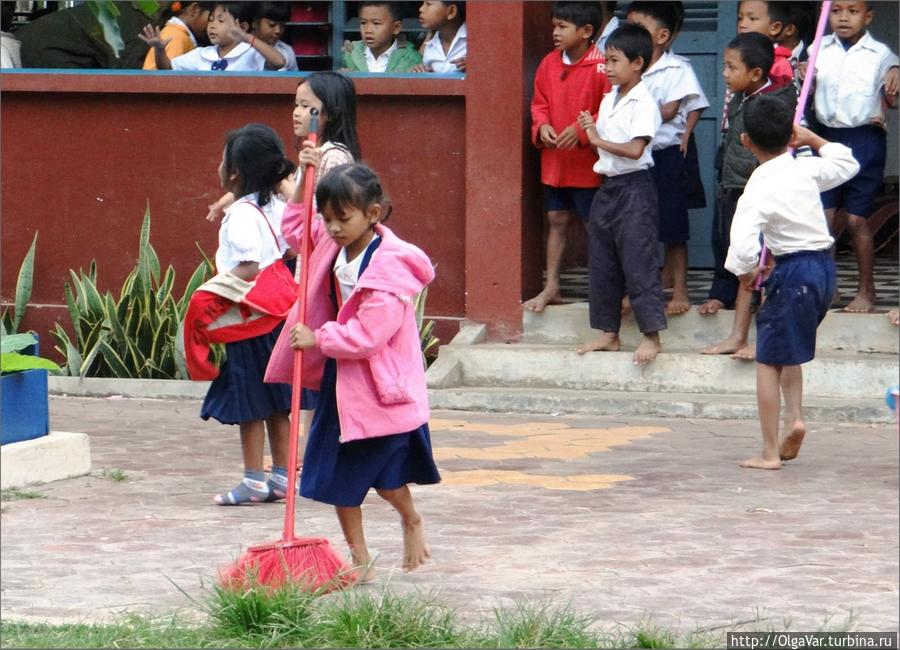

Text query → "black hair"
[743,94,793,153]
[670,1,684,37]
[256,1,290,23]
[154,1,214,29]
[625,1,681,34]
[605,22,654,71]
[223,123,296,207]
[360,1,402,22]
[726,32,774,78]
[316,163,391,223]
[216,1,255,27]
[1,1,15,32]
[301,72,362,161]
[552,2,603,37]
[767,1,815,44]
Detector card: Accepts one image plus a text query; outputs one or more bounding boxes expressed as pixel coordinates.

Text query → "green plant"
[1,232,38,336]
[414,288,440,369]
[51,206,218,379]
[87,1,161,59]
[99,468,128,482]
[0,489,47,501]
[1,333,60,374]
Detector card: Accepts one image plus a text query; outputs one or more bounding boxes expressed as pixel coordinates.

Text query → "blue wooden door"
[671,1,737,267]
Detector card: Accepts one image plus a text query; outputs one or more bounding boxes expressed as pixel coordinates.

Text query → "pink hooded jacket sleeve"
[280,200,328,253]
[314,289,405,360]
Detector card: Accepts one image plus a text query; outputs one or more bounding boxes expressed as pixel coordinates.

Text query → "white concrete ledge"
[1,431,91,489]
[49,376,210,400]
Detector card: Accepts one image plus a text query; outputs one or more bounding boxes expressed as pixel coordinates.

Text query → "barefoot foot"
[739,456,782,470]
[698,299,725,315]
[843,293,874,313]
[700,335,747,355]
[730,343,755,361]
[402,515,431,572]
[665,295,691,315]
[633,334,661,365]
[780,420,806,461]
[576,332,620,354]
[889,308,900,326]
[522,287,563,313]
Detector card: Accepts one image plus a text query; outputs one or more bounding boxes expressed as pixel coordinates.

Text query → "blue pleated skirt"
[300,358,441,507]
[200,323,316,425]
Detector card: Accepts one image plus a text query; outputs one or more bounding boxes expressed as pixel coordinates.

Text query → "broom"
[220,108,351,591]
[754,0,832,289]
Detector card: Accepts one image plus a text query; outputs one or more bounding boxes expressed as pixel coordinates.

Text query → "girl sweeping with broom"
[265,162,440,579]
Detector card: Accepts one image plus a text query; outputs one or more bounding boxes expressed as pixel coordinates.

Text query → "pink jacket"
[264,201,435,443]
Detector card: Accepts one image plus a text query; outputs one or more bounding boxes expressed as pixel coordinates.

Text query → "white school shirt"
[641,51,709,150]
[422,23,466,73]
[171,42,288,71]
[595,16,619,53]
[814,32,899,128]
[333,236,380,303]
[216,193,289,274]
[724,143,859,277]
[274,39,299,71]
[364,40,399,72]
[592,81,662,176]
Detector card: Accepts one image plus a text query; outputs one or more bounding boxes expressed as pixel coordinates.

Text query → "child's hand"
[298,140,322,170]
[576,111,598,142]
[451,57,466,72]
[223,11,250,43]
[738,268,760,292]
[679,131,690,155]
[290,324,316,350]
[788,124,822,150]
[884,66,899,97]
[138,24,170,50]
[555,124,580,150]
[538,124,557,148]
[795,61,808,82]
[206,192,234,222]
[409,63,430,73]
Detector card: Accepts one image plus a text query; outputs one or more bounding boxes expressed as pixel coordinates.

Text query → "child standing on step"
[725,95,859,469]
[201,123,297,505]
[576,23,666,365]
[266,163,440,578]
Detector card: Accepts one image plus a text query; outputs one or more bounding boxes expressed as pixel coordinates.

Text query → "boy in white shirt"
[576,23,665,365]
[724,95,859,470]
[812,0,899,313]
[627,1,709,316]
[252,2,298,72]
[413,0,466,73]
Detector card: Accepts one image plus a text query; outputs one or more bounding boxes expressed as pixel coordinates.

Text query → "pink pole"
[754,0,833,289]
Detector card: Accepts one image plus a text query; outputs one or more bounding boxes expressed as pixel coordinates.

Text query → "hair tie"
[170,1,182,12]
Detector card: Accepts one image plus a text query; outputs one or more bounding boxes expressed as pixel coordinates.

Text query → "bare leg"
[889,308,900,326]
[779,365,806,461]
[842,214,876,312]
[336,506,375,583]
[741,362,783,469]
[576,330,620,354]
[523,210,570,312]
[664,242,691,315]
[701,288,752,354]
[265,413,290,471]
[825,208,842,305]
[239,420,266,473]
[633,331,662,365]
[375,485,430,572]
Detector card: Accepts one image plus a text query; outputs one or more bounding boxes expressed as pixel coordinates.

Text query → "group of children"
[139,0,467,74]
[527,0,896,465]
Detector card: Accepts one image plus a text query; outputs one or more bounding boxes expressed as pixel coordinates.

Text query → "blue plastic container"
[1,335,50,445]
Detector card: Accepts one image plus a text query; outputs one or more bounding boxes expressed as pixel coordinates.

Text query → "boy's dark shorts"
[650,145,690,242]
[756,249,836,366]
[543,185,597,223]
[818,124,886,218]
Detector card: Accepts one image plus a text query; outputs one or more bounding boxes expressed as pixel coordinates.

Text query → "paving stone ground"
[1,396,898,634]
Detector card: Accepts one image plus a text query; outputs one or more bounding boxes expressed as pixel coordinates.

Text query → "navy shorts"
[650,145,690,242]
[818,125,886,218]
[543,185,597,223]
[756,250,836,366]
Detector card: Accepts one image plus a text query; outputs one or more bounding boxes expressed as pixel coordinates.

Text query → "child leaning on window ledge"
[342,2,422,73]
[140,1,287,71]
[252,1,298,72]
[411,0,466,73]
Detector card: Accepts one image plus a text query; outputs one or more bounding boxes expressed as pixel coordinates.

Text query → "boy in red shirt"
[524,1,611,312]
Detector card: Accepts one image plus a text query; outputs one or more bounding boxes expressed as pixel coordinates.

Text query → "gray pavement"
[1,396,898,634]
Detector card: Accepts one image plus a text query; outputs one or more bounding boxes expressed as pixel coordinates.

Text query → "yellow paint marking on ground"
[429,419,669,491]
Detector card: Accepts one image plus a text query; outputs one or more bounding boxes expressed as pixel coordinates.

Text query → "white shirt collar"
[644,50,678,75]
[824,31,878,53]
[428,22,466,50]
[167,15,197,47]
[199,41,252,62]
[790,40,805,61]
[364,40,398,64]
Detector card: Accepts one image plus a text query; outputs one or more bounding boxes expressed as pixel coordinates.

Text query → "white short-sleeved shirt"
[422,22,466,73]
[274,39,298,71]
[814,32,899,128]
[595,16,619,54]
[724,143,860,277]
[216,193,288,274]
[592,81,662,176]
[172,42,287,71]
[364,40,398,72]
[641,51,709,150]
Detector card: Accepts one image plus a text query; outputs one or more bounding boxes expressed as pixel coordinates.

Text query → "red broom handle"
[283,110,319,543]
[755,0,832,289]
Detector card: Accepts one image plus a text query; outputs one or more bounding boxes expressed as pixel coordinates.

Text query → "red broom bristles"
[220,537,352,592]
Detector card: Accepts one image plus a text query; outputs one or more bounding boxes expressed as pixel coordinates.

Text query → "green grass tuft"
[0,489,46,501]
[99,468,128,482]
[484,600,601,648]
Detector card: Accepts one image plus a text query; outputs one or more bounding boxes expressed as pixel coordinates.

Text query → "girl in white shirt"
[201,123,298,505]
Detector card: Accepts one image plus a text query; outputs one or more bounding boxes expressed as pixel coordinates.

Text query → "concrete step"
[428,342,897,400]
[522,303,899,354]
[428,386,894,423]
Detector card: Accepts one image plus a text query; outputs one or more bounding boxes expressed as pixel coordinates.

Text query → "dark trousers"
[588,170,667,334]
[707,187,742,308]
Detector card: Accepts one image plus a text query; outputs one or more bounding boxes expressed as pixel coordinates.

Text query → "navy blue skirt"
[200,323,316,425]
[300,358,441,507]
[756,250,835,366]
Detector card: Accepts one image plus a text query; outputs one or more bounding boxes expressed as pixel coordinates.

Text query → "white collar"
[824,31,877,53]
[199,41,251,62]
[428,22,467,48]
[790,40,805,61]
[752,151,794,178]
[365,39,398,62]
[644,50,679,75]
[608,81,647,115]
[167,15,197,47]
